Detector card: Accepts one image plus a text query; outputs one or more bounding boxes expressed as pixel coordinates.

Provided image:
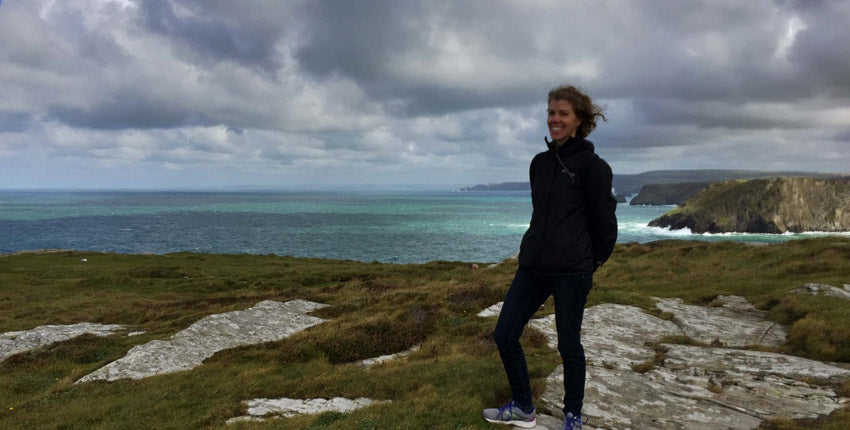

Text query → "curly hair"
[547,85,606,139]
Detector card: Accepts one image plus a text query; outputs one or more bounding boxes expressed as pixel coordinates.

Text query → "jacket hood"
[545,136,595,155]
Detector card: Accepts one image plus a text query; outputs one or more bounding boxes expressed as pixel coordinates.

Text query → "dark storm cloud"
[295,0,850,117]
[137,0,288,71]
[0,112,32,132]
[835,129,850,142]
[2,0,850,187]
[786,2,850,97]
[48,90,213,130]
[295,0,544,114]
[635,99,804,130]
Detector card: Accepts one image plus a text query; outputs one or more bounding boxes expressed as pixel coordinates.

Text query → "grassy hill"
[2,238,850,429]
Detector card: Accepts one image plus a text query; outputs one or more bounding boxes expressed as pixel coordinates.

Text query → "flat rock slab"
[655,296,786,347]
[532,299,850,430]
[354,345,420,367]
[664,344,850,381]
[581,304,681,370]
[1,322,124,362]
[791,283,850,300]
[477,302,505,318]
[77,299,327,382]
[226,397,380,425]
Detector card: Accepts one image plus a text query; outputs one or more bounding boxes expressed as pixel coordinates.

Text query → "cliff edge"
[630,182,710,205]
[648,176,850,233]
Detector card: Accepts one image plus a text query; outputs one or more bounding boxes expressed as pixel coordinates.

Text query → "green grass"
[2,237,850,429]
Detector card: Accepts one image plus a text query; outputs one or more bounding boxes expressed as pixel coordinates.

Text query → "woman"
[482,85,617,430]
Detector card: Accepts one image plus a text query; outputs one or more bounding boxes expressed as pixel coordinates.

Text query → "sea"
[1,190,847,264]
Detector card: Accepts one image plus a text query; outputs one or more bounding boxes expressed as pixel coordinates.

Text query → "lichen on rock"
[1,322,124,362]
[77,299,328,383]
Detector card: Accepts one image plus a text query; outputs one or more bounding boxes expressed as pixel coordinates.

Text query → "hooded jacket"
[517,136,618,274]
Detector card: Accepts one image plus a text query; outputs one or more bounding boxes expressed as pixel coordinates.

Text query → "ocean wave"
[641,225,695,236]
[488,223,529,229]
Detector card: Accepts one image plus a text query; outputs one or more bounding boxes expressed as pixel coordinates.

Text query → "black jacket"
[517,136,618,274]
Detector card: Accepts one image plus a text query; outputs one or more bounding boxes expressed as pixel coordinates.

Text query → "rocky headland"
[461,169,844,196]
[629,181,710,205]
[649,176,850,233]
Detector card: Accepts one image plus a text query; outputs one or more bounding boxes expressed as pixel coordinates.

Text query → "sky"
[1,0,849,189]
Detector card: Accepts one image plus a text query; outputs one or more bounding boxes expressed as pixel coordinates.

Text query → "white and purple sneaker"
[482,399,536,428]
[562,411,588,430]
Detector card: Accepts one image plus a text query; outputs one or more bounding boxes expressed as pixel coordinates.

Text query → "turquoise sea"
[1,190,847,263]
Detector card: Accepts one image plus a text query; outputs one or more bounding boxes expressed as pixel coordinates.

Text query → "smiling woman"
[483,85,617,430]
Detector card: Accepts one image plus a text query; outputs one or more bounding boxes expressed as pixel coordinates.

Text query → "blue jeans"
[493,266,592,415]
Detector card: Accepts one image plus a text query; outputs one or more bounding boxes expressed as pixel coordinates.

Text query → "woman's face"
[548,99,582,142]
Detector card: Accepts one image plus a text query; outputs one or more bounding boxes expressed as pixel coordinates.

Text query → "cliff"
[612,169,844,196]
[461,169,844,194]
[648,176,850,233]
[629,182,710,205]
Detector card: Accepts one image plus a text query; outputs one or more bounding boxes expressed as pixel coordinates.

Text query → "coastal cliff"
[648,176,850,233]
[630,182,710,205]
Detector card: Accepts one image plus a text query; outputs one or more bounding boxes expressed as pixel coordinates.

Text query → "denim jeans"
[493,266,593,415]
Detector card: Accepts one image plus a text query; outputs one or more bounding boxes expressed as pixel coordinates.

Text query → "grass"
[1,237,850,429]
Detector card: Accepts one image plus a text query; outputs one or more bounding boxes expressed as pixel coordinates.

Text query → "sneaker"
[562,412,588,430]
[482,399,536,428]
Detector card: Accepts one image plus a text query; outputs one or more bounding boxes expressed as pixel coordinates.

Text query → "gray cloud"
[0,0,848,188]
[0,111,32,132]
[137,0,292,72]
[48,90,214,130]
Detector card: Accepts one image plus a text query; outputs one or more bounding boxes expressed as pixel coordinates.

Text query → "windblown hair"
[548,85,606,139]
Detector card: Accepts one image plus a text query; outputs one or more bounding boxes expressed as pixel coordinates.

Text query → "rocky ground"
[4,291,849,429]
[525,296,848,429]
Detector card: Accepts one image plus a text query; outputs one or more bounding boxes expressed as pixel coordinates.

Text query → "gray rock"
[580,304,681,370]
[354,345,420,367]
[476,301,545,319]
[655,296,786,347]
[1,322,124,362]
[791,283,850,300]
[477,302,504,318]
[77,300,327,383]
[226,397,381,425]
[664,344,850,381]
[532,298,850,430]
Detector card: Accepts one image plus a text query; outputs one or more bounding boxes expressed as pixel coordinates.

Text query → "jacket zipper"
[536,152,559,262]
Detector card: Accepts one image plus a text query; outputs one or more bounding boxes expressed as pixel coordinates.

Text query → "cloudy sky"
[1,0,849,189]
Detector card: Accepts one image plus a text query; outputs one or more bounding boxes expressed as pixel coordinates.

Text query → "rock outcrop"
[655,296,786,347]
[648,176,850,233]
[791,283,850,300]
[77,300,327,383]
[226,397,382,424]
[630,182,710,206]
[480,296,850,429]
[1,322,124,362]
[354,345,421,367]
